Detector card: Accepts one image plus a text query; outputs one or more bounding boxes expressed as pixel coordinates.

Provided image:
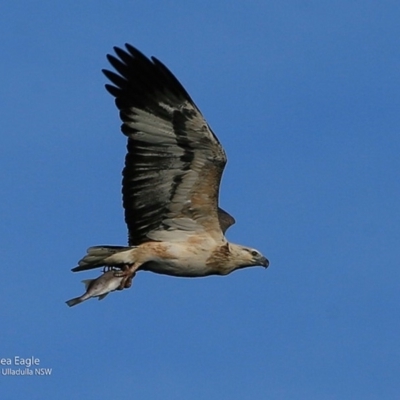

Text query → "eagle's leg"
[114,263,141,290]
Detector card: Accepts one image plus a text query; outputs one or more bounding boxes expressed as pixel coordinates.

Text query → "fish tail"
[65,297,83,307]
[71,245,134,272]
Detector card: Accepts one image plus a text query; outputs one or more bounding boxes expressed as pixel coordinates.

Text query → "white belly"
[139,241,218,277]
[141,260,214,277]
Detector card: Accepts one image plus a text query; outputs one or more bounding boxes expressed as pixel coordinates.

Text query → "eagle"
[72,43,269,290]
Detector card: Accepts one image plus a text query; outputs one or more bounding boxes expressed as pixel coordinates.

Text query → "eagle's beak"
[260,256,269,268]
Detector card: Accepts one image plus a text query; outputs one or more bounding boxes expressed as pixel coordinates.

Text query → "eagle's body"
[71,44,268,289]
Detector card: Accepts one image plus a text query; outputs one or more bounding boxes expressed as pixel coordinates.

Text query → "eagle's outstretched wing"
[103,44,228,245]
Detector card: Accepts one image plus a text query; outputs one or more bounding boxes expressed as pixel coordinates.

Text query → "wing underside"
[103,44,228,245]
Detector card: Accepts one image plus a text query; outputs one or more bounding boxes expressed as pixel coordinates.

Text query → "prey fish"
[66,269,125,307]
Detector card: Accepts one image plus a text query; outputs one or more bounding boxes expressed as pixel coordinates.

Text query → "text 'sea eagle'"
[71,44,269,290]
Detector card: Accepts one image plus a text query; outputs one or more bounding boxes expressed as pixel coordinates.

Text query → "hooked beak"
[259,256,269,268]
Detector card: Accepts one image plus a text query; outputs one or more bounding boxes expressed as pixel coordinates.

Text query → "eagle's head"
[227,244,269,273]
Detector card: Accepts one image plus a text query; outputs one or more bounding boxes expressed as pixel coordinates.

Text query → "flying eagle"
[72,44,269,289]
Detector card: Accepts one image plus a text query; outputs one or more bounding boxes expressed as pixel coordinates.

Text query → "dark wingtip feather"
[102,69,127,89]
[151,56,193,103]
[104,43,195,106]
[104,83,121,97]
[124,43,149,60]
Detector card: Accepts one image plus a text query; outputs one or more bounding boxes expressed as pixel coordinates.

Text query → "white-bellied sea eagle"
[71,44,269,290]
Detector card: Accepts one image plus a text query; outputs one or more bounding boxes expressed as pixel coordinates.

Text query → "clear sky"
[1,1,399,399]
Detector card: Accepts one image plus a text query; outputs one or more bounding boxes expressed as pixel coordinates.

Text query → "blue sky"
[1,1,399,398]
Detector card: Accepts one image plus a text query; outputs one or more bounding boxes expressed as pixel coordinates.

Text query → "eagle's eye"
[251,250,258,257]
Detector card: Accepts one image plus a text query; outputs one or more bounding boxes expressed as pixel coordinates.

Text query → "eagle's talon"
[112,264,131,278]
[124,277,133,289]
[118,277,128,290]
[115,269,136,289]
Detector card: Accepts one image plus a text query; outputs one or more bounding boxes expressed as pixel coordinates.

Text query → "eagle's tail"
[71,245,135,272]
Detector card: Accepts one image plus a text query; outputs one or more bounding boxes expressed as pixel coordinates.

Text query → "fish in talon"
[66,270,126,307]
